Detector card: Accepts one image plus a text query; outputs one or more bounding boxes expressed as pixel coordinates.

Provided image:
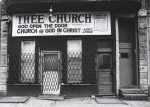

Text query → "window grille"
[21,41,35,83]
[21,53,35,83]
[67,40,82,83]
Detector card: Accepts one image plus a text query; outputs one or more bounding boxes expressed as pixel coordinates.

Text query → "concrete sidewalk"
[0,97,150,107]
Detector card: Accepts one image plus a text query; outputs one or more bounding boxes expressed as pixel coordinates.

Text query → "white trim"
[115,18,120,95]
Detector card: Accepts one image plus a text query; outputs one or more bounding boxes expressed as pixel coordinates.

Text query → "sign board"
[12,12,111,36]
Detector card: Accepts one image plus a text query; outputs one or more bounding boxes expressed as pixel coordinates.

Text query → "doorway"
[41,51,62,95]
[118,18,137,88]
[95,52,113,95]
[95,40,114,95]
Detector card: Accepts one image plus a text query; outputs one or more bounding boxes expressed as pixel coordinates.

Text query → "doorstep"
[119,88,148,100]
[0,96,30,103]
[38,94,64,101]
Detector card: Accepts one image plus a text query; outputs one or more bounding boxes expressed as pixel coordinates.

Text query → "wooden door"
[120,44,133,88]
[96,53,113,95]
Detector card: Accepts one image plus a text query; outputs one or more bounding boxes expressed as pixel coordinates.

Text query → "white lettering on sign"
[12,12,111,36]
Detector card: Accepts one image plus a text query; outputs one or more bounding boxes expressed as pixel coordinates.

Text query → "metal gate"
[42,51,62,95]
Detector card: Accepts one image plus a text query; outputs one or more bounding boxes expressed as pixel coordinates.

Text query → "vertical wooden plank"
[38,49,43,84]
[115,18,120,95]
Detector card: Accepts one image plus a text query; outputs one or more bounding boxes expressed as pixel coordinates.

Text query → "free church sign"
[12,12,111,36]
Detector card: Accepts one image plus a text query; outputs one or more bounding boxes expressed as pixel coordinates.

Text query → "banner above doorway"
[12,12,111,36]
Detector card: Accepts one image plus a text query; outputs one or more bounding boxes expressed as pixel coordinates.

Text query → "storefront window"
[21,41,35,83]
[67,40,82,83]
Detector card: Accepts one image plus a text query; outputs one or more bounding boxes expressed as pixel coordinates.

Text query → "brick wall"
[0,1,8,96]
